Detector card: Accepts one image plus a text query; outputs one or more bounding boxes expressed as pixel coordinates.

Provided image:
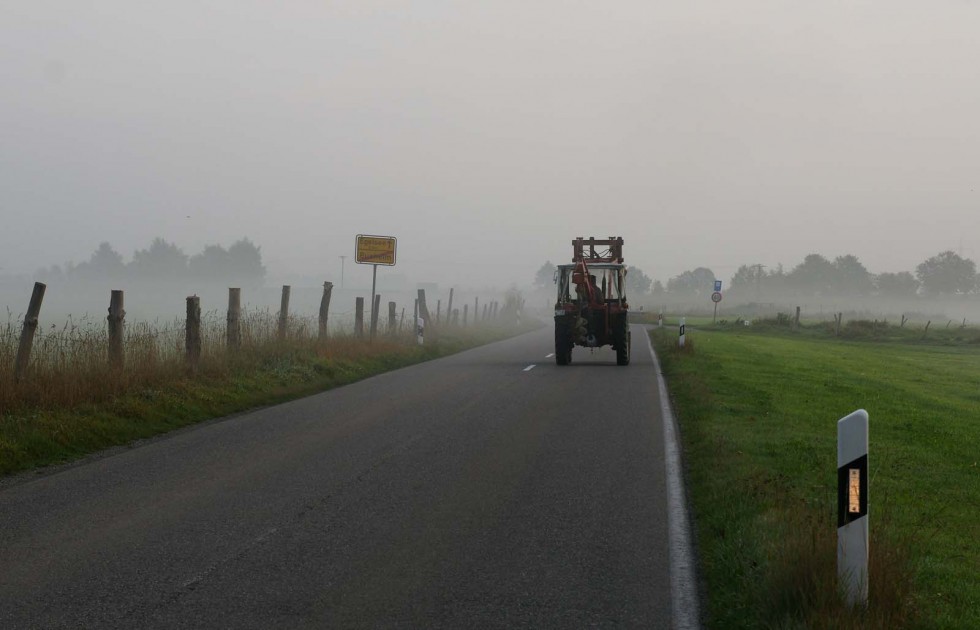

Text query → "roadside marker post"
[679,317,686,348]
[658,312,663,328]
[838,409,869,607]
[417,317,425,346]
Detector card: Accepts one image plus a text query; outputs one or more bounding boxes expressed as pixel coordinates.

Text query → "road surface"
[0,324,697,628]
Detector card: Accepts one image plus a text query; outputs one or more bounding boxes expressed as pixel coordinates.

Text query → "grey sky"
[3,1,979,289]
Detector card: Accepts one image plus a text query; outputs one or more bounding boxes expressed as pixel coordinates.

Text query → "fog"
[3,1,980,319]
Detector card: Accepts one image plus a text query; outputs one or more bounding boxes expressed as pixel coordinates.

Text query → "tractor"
[553,237,630,366]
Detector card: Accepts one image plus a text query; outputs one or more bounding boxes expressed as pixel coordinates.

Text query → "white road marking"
[645,329,702,630]
[523,364,536,372]
[545,353,555,358]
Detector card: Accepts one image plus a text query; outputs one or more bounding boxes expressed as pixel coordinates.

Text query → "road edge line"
[645,329,702,630]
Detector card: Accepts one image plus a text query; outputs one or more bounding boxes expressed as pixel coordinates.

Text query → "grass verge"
[651,326,979,629]
[1,324,539,477]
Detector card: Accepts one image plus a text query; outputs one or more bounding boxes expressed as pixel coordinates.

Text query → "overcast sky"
[3,1,979,289]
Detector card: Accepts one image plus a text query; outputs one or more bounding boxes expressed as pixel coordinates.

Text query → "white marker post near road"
[417,317,425,346]
[678,317,686,348]
[838,409,869,607]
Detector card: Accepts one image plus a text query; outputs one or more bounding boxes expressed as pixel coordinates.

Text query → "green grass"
[0,325,538,477]
[652,326,979,629]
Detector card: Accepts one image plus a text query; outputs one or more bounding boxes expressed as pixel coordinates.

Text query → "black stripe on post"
[837,454,868,528]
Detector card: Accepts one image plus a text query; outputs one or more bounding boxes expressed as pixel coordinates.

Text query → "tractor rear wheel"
[555,324,572,365]
[616,330,631,366]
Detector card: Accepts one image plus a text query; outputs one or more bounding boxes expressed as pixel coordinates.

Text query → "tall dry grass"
[0,309,417,416]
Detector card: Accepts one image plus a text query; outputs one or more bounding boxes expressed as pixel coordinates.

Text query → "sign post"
[711,291,723,323]
[355,235,397,340]
[679,317,686,348]
[838,409,869,607]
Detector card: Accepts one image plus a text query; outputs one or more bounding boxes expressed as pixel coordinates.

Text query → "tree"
[833,255,873,296]
[625,266,653,296]
[35,264,66,284]
[188,244,233,280]
[533,261,556,289]
[915,251,976,295]
[70,242,126,282]
[730,264,766,291]
[667,267,715,297]
[788,254,836,295]
[875,272,919,298]
[651,280,666,296]
[227,238,265,286]
[129,238,188,280]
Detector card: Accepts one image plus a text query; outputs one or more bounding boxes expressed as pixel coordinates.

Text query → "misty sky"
[3,1,979,289]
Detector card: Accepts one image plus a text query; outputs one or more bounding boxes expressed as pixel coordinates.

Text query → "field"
[651,322,979,629]
[0,308,536,477]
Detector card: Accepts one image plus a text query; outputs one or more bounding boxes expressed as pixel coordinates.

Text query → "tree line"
[534,250,979,299]
[36,237,266,287]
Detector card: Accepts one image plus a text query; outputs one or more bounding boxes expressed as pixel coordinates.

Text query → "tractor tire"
[616,330,631,366]
[555,324,572,365]
[616,331,631,365]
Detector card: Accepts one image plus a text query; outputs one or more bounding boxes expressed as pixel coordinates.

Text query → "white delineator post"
[678,317,686,348]
[658,312,663,328]
[417,317,425,346]
[838,409,869,607]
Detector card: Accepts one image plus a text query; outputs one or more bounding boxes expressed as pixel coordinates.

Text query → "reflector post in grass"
[838,409,869,607]
[417,317,425,346]
[679,317,686,348]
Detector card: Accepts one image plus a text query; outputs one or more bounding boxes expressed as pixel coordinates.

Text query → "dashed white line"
[523,364,536,372]
[545,353,555,358]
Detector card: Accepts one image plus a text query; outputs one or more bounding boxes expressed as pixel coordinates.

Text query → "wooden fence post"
[436,299,442,325]
[463,304,469,326]
[14,281,46,382]
[900,314,907,328]
[922,320,931,340]
[371,294,381,339]
[388,301,396,335]
[399,307,405,333]
[794,306,800,330]
[474,297,479,322]
[482,303,488,321]
[446,288,454,327]
[108,290,125,369]
[319,281,333,341]
[417,290,431,327]
[186,295,201,371]
[278,285,290,341]
[227,288,241,351]
[355,297,365,338]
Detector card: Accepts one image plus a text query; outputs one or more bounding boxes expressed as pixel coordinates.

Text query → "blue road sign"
[714,280,722,292]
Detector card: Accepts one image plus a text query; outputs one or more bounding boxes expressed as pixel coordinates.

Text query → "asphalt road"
[0,324,689,629]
